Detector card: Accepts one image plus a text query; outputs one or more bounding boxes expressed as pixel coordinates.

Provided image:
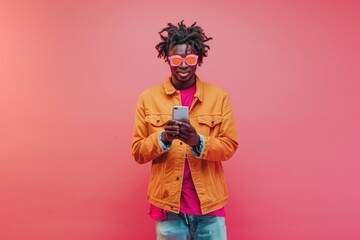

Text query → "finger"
[179,124,196,133]
[178,132,190,141]
[165,125,180,131]
[165,128,180,136]
[164,132,177,141]
[165,130,178,136]
[179,126,196,134]
[178,121,190,127]
[166,120,177,126]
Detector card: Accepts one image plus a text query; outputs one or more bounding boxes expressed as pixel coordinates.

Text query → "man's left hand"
[176,121,200,146]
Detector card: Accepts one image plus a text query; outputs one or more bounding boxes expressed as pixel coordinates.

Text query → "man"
[132,21,238,240]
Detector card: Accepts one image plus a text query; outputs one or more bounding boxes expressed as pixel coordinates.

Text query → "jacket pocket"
[145,114,171,134]
[196,115,223,136]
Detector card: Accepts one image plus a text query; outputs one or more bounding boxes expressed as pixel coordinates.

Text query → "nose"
[179,59,188,68]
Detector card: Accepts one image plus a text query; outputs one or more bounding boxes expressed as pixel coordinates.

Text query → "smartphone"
[172,106,189,122]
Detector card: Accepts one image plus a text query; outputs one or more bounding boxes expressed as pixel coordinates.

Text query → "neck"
[171,75,196,90]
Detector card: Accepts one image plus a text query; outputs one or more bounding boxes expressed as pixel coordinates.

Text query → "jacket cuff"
[159,131,172,151]
[191,134,204,158]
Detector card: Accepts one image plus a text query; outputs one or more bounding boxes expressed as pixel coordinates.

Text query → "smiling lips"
[178,71,190,78]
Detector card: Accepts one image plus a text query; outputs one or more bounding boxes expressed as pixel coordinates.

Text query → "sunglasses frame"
[168,54,199,67]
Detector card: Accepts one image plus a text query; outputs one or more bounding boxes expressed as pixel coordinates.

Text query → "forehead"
[168,44,194,56]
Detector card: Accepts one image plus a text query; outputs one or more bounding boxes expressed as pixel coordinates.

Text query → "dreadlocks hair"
[155,21,213,66]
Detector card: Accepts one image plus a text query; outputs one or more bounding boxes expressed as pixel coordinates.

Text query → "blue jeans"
[156,212,227,240]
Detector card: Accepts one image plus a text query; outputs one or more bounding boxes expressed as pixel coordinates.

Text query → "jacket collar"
[164,75,203,102]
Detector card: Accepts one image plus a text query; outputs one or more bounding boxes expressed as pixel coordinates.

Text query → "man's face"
[168,44,197,90]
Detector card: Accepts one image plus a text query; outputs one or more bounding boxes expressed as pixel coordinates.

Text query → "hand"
[176,121,200,146]
[162,120,180,143]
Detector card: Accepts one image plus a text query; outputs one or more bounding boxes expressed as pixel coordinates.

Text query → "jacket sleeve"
[200,94,239,161]
[131,96,166,164]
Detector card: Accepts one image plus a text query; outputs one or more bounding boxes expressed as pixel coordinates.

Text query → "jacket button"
[180,142,183,145]
[211,120,214,125]
[156,119,160,123]
[176,177,180,180]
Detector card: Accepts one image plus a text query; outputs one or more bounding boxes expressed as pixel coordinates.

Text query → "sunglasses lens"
[185,56,197,65]
[170,57,182,66]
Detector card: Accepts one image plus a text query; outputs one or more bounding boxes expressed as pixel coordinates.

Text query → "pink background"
[1,1,359,239]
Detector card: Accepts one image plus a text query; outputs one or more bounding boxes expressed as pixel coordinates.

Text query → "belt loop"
[183,213,189,225]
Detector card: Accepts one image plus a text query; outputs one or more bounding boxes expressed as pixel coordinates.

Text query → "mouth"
[178,71,190,78]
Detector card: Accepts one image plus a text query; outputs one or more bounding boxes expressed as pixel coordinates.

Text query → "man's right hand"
[162,120,180,143]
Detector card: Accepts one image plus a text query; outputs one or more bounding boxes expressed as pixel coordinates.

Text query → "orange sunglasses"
[168,54,199,66]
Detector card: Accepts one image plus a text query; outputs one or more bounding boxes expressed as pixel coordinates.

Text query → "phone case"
[172,106,189,122]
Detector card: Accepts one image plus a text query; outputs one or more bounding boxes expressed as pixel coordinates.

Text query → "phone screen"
[172,106,189,122]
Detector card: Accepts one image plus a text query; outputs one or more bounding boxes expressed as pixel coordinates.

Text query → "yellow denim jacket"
[132,76,238,214]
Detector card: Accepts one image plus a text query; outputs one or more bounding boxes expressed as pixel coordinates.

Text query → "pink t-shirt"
[149,84,225,220]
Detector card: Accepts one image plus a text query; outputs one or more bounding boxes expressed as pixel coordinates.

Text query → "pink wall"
[1,1,359,239]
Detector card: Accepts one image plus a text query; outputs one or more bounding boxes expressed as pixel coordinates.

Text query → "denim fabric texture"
[156,212,227,240]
